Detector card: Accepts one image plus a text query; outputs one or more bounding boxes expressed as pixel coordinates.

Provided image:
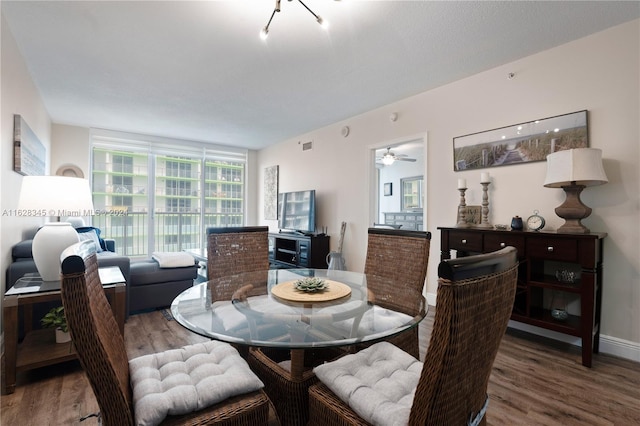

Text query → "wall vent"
[302,141,313,151]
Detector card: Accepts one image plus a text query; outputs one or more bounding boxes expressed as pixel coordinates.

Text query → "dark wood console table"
[438,227,605,367]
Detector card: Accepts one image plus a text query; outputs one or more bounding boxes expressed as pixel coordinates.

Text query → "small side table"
[2,267,126,394]
[184,248,207,283]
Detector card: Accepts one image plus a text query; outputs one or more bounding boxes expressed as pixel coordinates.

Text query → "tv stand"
[279,230,309,236]
[269,233,330,269]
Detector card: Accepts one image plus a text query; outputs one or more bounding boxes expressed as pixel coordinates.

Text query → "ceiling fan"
[377,147,417,165]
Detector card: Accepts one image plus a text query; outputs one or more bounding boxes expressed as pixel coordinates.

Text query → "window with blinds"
[91,129,247,257]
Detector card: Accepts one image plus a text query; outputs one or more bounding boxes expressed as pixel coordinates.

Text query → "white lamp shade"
[17,176,94,215]
[544,148,608,188]
[17,176,94,281]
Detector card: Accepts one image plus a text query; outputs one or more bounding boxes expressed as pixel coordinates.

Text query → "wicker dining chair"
[207,226,270,286]
[59,241,270,426]
[308,246,518,426]
[359,227,431,358]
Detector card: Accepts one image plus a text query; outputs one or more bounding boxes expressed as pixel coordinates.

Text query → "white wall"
[51,124,90,178]
[256,20,640,358]
[1,13,52,335]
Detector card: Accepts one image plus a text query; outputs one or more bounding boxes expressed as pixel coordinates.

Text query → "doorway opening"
[372,138,425,230]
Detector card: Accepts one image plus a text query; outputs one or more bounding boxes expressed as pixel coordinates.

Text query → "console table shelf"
[438,227,605,367]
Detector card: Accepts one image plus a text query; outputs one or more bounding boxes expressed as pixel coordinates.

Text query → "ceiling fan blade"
[395,157,416,162]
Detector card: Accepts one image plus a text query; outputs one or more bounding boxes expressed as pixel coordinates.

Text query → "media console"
[269,232,330,269]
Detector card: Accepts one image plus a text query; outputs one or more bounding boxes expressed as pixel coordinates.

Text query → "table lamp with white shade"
[17,176,94,281]
[543,148,608,234]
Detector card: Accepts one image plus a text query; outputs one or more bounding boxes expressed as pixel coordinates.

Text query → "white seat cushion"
[313,341,422,426]
[129,340,264,426]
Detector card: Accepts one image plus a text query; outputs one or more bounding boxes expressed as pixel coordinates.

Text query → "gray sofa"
[128,258,198,314]
[7,227,200,318]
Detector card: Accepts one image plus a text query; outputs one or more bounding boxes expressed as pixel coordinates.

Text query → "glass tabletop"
[171,268,427,349]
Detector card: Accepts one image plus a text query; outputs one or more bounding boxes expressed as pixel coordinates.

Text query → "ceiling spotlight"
[260,0,281,40]
[298,0,328,28]
[260,0,328,39]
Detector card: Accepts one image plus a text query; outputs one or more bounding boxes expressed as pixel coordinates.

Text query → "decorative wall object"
[383,182,392,196]
[264,165,279,220]
[13,115,46,176]
[56,164,84,178]
[453,110,588,171]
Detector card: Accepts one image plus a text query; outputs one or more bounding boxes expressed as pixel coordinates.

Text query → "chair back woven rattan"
[60,240,270,426]
[207,226,269,299]
[361,228,432,358]
[307,246,518,426]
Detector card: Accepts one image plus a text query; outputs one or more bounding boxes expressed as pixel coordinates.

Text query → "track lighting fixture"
[261,0,328,40]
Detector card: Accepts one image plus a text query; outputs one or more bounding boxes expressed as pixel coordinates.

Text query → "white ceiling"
[3,1,639,150]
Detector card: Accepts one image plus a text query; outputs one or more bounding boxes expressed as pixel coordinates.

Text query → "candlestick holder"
[476,181,493,228]
[456,187,472,228]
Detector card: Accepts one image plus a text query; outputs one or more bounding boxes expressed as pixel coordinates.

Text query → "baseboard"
[507,320,640,363]
[426,292,436,307]
[426,292,640,363]
[599,334,640,363]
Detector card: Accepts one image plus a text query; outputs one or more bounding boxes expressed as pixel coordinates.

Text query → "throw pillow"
[76,226,106,253]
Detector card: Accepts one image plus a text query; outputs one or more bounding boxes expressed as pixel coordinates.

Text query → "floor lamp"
[17,176,94,281]
[543,148,608,234]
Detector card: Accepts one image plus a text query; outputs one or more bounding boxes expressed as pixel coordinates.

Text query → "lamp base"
[556,220,591,234]
[32,222,80,281]
[555,184,592,234]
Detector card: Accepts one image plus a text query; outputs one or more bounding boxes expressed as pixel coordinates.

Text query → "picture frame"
[383,182,392,196]
[264,165,279,220]
[461,205,482,225]
[453,110,588,171]
[13,115,46,176]
[456,205,482,227]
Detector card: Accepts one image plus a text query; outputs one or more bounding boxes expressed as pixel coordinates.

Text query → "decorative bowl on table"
[294,277,328,292]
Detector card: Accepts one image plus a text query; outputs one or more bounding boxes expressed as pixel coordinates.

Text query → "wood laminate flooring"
[2,308,639,425]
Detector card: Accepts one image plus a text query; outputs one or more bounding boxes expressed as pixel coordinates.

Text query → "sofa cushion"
[152,251,196,268]
[130,259,197,287]
[129,340,264,426]
[12,239,33,260]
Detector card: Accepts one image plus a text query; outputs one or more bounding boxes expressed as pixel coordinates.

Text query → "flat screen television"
[278,190,316,235]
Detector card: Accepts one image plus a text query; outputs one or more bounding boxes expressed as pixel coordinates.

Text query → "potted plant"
[41,306,71,343]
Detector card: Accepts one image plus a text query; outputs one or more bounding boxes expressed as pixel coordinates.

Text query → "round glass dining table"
[171,268,427,377]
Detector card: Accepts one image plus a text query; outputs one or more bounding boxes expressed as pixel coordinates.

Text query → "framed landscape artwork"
[14,115,46,176]
[453,110,588,171]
